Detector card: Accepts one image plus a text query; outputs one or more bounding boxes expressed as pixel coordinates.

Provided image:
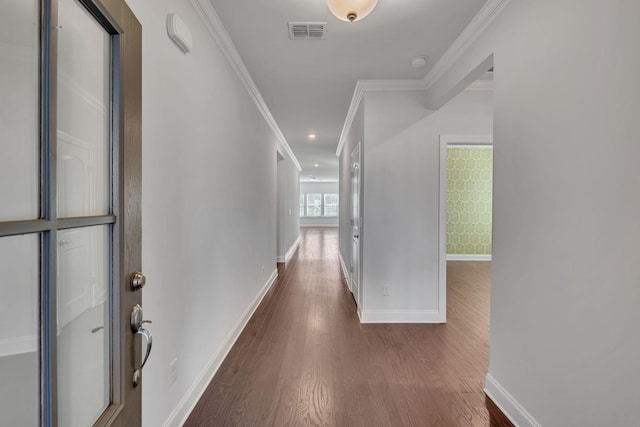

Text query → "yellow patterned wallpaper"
[447,147,493,255]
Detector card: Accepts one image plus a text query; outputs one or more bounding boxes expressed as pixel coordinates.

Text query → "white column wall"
[424,0,640,425]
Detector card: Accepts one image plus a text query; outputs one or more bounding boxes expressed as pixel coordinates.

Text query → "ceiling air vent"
[288,22,327,40]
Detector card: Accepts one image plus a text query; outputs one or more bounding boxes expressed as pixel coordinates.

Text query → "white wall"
[424,0,640,425]
[300,182,339,227]
[124,0,297,425]
[358,88,492,322]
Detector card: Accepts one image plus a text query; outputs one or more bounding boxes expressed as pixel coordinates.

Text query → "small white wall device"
[167,13,192,53]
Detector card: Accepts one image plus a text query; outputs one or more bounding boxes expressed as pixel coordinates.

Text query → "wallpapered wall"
[447,146,493,255]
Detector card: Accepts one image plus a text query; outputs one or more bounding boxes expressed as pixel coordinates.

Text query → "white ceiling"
[208,0,489,181]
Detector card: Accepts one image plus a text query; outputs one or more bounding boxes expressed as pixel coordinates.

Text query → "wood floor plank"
[185,229,493,426]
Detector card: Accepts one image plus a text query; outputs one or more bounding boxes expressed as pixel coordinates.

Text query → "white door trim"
[438,134,493,322]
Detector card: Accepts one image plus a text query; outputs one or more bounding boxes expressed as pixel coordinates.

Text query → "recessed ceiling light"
[314,163,319,167]
[308,134,317,140]
[410,55,427,68]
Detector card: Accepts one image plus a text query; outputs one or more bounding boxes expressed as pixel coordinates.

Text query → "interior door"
[350,143,361,306]
[0,0,144,425]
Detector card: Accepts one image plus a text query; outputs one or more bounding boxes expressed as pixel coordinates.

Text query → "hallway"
[186,228,491,426]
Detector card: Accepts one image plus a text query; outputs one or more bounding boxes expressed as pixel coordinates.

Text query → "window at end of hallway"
[323,194,338,217]
[300,192,339,217]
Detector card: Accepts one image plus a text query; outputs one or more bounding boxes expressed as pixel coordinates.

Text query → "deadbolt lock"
[130,271,146,292]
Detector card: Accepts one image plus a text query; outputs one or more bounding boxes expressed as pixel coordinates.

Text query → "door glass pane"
[57,0,111,218]
[0,0,39,221]
[57,225,110,427]
[0,234,39,427]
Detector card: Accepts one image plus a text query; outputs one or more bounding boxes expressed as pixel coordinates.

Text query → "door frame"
[76,1,143,425]
[100,1,143,425]
[438,135,493,323]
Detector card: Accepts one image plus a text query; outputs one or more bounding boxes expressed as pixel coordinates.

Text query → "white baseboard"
[338,251,352,292]
[299,224,339,228]
[447,254,492,261]
[485,374,541,427]
[0,335,37,357]
[276,235,301,263]
[359,309,443,324]
[164,268,279,427]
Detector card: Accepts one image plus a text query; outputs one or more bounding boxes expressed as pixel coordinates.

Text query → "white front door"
[351,143,361,306]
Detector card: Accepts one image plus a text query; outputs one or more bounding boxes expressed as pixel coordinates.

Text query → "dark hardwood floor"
[185,228,493,427]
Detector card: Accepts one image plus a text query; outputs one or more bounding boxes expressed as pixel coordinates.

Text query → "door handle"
[131,304,153,387]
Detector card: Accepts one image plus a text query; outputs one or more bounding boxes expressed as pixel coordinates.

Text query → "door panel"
[0,0,143,425]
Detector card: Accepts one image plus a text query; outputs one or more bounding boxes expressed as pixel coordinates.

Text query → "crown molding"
[357,79,429,92]
[465,79,494,91]
[335,82,365,157]
[335,0,508,157]
[190,0,302,171]
[423,0,512,90]
[335,79,427,156]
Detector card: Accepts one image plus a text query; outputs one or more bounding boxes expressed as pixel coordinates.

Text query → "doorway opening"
[439,135,493,321]
[436,63,495,324]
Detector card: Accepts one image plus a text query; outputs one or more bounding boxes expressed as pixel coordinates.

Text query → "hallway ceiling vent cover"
[288,22,327,40]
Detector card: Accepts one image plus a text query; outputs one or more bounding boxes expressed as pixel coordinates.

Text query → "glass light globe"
[325,0,379,22]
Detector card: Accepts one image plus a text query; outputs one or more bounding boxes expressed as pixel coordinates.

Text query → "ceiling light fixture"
[325,0,379,22]
[308,133,317,140]
[410,55,427,68]
[314,163,319,167]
